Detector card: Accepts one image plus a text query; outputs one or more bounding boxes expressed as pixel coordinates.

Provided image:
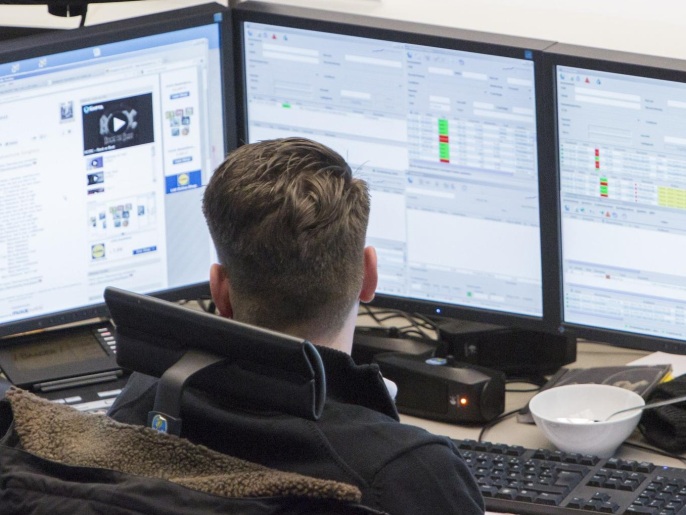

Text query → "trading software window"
[243,23,542,317]
[557,66,686,340]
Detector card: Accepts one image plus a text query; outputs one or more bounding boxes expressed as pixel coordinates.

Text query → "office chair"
[104,286,326,436]
[0,287,383,514]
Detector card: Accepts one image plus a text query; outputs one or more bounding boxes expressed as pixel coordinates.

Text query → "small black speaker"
[436,319,576,378]
[375,353,506,424]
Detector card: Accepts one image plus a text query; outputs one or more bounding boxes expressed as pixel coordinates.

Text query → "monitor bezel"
[231,0,560,333]
[546,43,686,354]
[0,3,237,340]
[0,26,58,43]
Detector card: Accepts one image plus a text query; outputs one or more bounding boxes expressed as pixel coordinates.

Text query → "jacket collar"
[316,345,399,421]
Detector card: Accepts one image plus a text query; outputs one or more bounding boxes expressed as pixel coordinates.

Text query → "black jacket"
[0,388,384,515]
[108,346,485,515]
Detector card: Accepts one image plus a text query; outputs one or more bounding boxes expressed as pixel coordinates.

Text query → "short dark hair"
[202,137,370,335]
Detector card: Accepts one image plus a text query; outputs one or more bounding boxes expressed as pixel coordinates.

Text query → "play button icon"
[112,114,127,133]
[101,107,138,136]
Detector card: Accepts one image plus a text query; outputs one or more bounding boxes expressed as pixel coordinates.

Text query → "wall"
[1,1,685,60]
[0,0,227,29]
[251,0,686,60]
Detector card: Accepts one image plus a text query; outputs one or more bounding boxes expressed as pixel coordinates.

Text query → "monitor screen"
[0,4,235,338]
[552,45,686,353]
[233,2,556,331]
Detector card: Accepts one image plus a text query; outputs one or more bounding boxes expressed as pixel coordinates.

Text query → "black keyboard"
[454,438,686,514]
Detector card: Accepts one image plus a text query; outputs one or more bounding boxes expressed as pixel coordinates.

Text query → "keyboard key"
[599,501,620,513]
[606,458,621,469]
[534,492,562,505]
[637,462,656,473]
[515,490,535,502]
[530,484,568,496]
[563,452,583,463]
[627,506,658,514]
[555,470,584,489]
[566,497,584,509]
[619,479,641,491]
[581,455,601,466]
[495,488,517,500]
[479,486,498,498]
[490,444,508,454]
[592,493,611,502]
[506,447,525,457]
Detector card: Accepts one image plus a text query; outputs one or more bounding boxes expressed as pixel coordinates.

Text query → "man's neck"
[281,323,354,355]
[276,304,358,355]
[314,302,358,354]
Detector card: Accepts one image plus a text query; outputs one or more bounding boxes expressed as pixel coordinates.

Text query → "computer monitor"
[0,3,235,340]
[550,43,686,354]
[232,1,558,334]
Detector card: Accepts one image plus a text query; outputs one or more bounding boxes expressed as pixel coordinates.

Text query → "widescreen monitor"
[550,44,686,353]
[232,1,558,332]
[0,3,235,339]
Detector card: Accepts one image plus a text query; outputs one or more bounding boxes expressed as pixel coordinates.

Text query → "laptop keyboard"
[454,438,686,514]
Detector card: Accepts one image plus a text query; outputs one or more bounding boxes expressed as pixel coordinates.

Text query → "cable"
[357,305,437,342]
[505,378,543,393]
[505,374,550,389]
[358,304,385,326]
[477,407,523,443]
[412,312,443,334]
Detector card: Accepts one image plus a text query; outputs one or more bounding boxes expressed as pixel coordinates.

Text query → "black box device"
[435,319,576,377]
[374,353,506,424]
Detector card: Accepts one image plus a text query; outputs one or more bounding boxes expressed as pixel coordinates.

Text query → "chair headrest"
[104,287,326,422]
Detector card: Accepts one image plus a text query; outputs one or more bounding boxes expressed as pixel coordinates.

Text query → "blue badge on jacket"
[151,414,168,433]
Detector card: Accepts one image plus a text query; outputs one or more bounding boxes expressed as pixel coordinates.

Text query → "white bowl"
[528,384,645,458]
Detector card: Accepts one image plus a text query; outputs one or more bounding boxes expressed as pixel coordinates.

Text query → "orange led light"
[459,397,468,407]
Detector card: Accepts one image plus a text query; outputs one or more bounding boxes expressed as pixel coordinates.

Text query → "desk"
[397,341,686,469]
[3,308,683,471]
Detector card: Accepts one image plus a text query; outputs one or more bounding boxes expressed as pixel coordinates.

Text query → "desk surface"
[3,308,683,471]
[398,341,686,468]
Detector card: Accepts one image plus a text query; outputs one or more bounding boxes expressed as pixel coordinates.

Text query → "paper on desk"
[627,351,686,380]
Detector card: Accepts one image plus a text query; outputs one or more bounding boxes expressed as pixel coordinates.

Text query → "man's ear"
[360,246,378,303]
[209,263,233,318]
